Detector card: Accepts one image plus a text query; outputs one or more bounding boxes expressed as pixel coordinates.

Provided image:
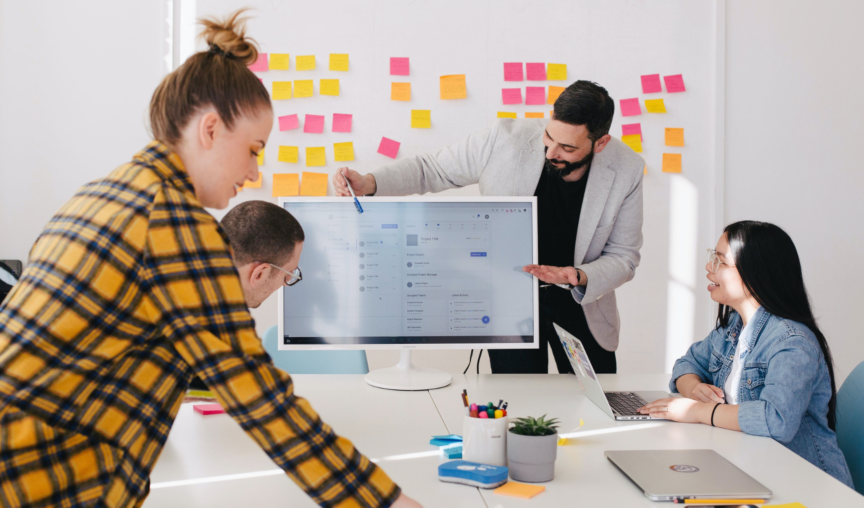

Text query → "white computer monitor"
[277,196,539,390]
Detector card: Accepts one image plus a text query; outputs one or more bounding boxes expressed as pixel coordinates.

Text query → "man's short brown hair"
[220,200,305,266]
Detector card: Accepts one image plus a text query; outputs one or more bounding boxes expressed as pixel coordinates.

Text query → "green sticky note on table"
[645,98,667,113]
[296,55,316,71]
[294,80,314,98]
[411,109,431,128]
[329,53,349,71]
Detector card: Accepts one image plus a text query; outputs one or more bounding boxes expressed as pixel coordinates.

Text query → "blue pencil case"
[438,460,509,489]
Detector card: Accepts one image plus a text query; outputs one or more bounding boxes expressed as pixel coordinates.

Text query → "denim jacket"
[670,307,854,488]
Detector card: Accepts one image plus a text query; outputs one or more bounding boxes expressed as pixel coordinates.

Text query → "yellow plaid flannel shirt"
[0,142,400,507]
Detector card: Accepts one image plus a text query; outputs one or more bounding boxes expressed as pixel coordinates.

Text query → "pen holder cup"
[462,416,508,467]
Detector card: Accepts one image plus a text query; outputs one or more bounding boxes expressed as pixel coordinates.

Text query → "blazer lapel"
[574,161,615,266]
[512,127,546,195]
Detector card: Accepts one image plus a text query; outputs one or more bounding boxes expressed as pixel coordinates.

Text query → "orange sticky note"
[497,112,517,119]
[493,482,545,499]
[621,134,643,153]
[645,98,667,113]
[278,146,299,163]
[329,53,349,71]
[300,171,328,196]
[294,80,314,98]
[305,147,326,167]
[320,79,340,96]
[662,153,682,173]
[296,55,315,71]
[272,174,299,197]
[665,127,685,147]
[644,165,648,175]
[440,74,467,100]
[242,172,262,189]
[256,149,264,166]
[269,53,290,70]
[547,85,565,105]
[333,142,354,162]
[411,110,431,128]
[525,112,544,118]
[272,81,292,100]
[391,82,411,101]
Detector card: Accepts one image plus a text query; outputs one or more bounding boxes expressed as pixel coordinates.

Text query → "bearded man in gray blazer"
[334,81,643,374]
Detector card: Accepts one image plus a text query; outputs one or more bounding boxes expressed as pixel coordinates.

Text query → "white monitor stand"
[364,350,452,391]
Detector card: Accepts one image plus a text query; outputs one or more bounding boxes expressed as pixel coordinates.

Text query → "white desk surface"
[146,374,863,507]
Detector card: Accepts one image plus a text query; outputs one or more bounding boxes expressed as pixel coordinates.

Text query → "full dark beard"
[544,145,595,179]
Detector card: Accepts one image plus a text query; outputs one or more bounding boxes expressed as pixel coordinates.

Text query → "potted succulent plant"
[507,415,560,482]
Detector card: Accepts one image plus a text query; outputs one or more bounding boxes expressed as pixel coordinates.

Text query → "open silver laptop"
[605,449,772,502]
[553,323,671,420]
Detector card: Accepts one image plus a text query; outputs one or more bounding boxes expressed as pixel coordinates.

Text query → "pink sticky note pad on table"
[390,57,410,76]
[620,98,642,117]
[193,404,225,415]
[502,88,522,105]
[332,113,352,133]
[526,63,546,81]
[279,114,299,131]
[622,123,642,141]
[378,137,401,159]
[504,62,523,81]
[525,87,546,105]
[664,74,686,93]
[641,74,662,93]
[304,114,325,133]
[248,53,268,72]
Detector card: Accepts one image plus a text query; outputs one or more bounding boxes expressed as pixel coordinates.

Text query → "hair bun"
[198,9,259,66]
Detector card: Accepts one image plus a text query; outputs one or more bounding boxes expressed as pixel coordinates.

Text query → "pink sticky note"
[304,114,325,133]
[620,98,642,117]
[504,62,524,81]
[525,86,546,105]
[502,88,523,105]
[378,137,400,159]
[664,74,686,93]
[526,63,546,81]
[390,57,410,76]
[193,404,225,415]
[622,123,643,141]
[248,53,268,72]
[641,74,662,94]
[332,113,352,133]
[279,114,299,131]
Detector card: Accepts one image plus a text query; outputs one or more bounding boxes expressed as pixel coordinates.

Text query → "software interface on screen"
[279,201,535,347]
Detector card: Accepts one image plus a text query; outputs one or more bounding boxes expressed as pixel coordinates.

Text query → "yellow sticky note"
[645,98,667,113]
[547,85,565,105]
[439,74,467,100]
[622,134,643,153]
[411,110,431,128]
[662,153,682,173]
[269,53,290,70]
[305,147,326,167]
[278,146,299,163]
[644,165,648,175]
[272,173,299,197]
[497,112,517,119]
[242,171,262,189]
[493,482,545,499]
[763,504,808,508]
[296,55,315,71]
[272,81,292,100]
[665,127,685,147]
[320,79,340,96]
[329,53,349,71]
[391,82,411,101]
[333,142,355,162]
[256,149,264,166]
[294,80,314,98]
[547,63,567,80]
[300,171,328,196]
[525,112,544,118]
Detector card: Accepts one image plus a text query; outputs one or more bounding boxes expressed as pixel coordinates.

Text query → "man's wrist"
[366,174,377,196]
[576,269,587,286]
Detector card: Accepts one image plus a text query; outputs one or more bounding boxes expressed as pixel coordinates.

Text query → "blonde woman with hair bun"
[0,9,420,508]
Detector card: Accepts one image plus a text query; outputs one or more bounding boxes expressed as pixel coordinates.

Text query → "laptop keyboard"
[606,392,649,416]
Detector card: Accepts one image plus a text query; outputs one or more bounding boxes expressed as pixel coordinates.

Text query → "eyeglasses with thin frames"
[707,249,735,274]
[266,263,302,286]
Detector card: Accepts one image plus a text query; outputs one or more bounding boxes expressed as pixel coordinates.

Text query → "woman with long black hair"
[640,221,853,487]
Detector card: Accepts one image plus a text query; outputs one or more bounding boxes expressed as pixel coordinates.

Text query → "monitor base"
[365,350,452,391]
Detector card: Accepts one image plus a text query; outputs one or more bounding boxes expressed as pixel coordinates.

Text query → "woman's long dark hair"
[717,221,838,430]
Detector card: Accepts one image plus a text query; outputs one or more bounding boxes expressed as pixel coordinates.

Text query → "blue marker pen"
[342,170,363,213]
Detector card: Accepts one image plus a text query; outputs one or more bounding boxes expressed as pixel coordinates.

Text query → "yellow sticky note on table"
[294,80,314,98]
[662,153,682,173]
[497,112,517,119]
[525,112,544,118]
[278,145,299,163]
[320,79,340,96]
[411,110,431,128]
[305,147,326,167]
[296,55,315,70]
[391,82,411,101]
[547,63,567,80]
[665,127,685,147]
[547,85,565,104]
[762,504,808,508]
[272,173,299,197]
[300,171,328,196]
[440,74,467,100]
[329,53,349,71]
[333,142,354,162]
[242,171,262,189]
[269,53,290,70]
[272,81,292,100]
[493,482,545,499]
[645,98,667,113]
[622,134,643,153]
[256,149,264,166]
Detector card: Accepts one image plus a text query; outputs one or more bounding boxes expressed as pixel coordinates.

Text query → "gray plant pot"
[506,430,558,482]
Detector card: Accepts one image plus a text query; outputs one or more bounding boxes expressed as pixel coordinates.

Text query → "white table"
[146,374,864,507]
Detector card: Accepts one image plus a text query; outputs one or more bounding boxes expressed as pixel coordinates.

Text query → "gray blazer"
[372,119,644,351]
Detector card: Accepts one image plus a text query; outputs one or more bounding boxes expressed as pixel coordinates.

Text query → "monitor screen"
[277,197,538,350]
